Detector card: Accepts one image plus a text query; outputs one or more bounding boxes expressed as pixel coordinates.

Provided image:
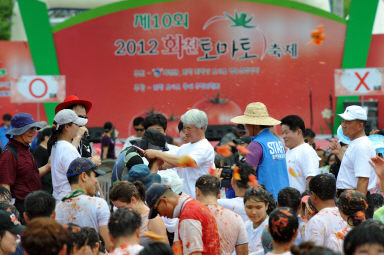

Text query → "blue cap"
[66,158,105,178]
[125,164,161,190]
[145,184,171,219]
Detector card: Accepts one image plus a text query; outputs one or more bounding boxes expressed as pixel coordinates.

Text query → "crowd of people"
[0,95,384,255]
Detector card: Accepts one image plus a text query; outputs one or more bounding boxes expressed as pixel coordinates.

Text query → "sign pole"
[37,102,40,121]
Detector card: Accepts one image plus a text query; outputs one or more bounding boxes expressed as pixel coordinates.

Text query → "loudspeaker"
[87,127,104,143]
[205,125,234,141]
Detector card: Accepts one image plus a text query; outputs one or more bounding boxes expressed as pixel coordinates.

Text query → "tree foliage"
[0,0,14,40]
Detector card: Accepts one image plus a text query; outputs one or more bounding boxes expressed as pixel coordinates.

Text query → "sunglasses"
[135,128,145,132]
[78,115,88,119]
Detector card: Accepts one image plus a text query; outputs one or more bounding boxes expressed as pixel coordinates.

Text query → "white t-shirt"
[55,194,110,231]
[51,140,81,201]
[304,207,348,252]
[176,139,215,198]
[207,204,248,254]
[107,244,144,255]
[246,217,269,255]
[286,143,319,193]
[336,136,377,190]
[218,197,248,223]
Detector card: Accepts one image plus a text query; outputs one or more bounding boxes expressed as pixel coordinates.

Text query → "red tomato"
[192,92,242,125]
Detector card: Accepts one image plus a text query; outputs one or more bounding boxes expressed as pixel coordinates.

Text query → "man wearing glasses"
[55,95,93,157]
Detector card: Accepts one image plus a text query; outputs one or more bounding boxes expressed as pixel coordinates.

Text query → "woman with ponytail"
[48,109,88,201]
[109,181,169,245]
[337,190,368,230]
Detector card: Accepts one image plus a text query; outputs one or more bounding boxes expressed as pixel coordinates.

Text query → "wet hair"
[0,186,11,202]
[108,208,141,239]
[103,121,113,132]
[235,162,254,189]
[278,187,301,214]
[370,193,384,210]
[309,174,336,200]
[22,218,68,255]
[133,117,145,127]
[82,227,102,250]
[65,223,91,255]
[280,115,305,134]
[265,190,277,215]
[143,113,167,131]
[109,181,146,203]
[344,220,384,255]
[244,187,274,212]
[178,121,183,132]
[24,190,56,219]
[47,123,72,154]
[268,207,298,243]
[195,175,220,197]
[337,190,368,227]
[2,114,12,121]
[138,242,174,255]
[0,201,19,219]
[291,242,338,255]
[37,127,52,145]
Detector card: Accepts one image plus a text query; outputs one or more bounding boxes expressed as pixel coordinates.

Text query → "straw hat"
[231,102,281,126]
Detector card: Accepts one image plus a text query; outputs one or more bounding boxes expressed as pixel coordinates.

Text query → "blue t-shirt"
[0,125,11,150]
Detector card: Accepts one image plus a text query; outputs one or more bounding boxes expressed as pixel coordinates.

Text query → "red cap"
[55,95,92,114]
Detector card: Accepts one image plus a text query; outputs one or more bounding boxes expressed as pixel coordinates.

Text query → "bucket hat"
[231,102,281,126]
[55,95,92,114]
[6,113,45,137]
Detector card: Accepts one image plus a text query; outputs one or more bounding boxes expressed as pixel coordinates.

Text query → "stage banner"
[10,75,66,103]
[53,0,347,137]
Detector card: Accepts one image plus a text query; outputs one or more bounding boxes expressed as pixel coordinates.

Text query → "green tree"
[0,0,14,40]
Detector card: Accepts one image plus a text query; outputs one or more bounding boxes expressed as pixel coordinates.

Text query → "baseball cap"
[0,210,25,235]
[125,164,161,190]
[338,105,367,121]
[145,184,171,219]
[54,109,88,130]
[131,129,169,151]
[66,158,105,178]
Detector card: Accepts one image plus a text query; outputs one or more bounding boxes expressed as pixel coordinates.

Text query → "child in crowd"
[337,190,368,229]
[344,220,384,255]
[267,207,299,255]
[244,187,273,255]
[109,181,168,245]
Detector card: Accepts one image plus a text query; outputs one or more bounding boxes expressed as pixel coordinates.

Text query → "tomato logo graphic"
[202,10,268,60]
[192,92,242,125]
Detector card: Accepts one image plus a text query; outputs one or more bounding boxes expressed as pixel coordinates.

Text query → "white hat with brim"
[338,105,367,121]
[231,102,281,126]
[54,109,88,129]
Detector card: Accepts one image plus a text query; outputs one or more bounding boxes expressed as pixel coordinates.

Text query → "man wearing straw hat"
[231,102,289,198]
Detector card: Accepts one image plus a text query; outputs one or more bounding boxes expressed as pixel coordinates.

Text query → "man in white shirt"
[55,157,111,251]
[331,105,377,195]
[281,115,319,193]
[195,175,248,255]
[304,174,347,253]
[144,109,215,198]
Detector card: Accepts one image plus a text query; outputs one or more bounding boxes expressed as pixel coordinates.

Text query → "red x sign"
[354,72,370,91]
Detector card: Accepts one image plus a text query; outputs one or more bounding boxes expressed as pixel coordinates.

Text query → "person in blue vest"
[0,113,12,150]
[231,102,289,199]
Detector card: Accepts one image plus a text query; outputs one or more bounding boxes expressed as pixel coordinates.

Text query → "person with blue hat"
[55,157,111,251]
[0,113,50,217]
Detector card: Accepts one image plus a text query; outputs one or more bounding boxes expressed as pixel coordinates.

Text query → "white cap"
[54,109,88,129]
[338,105,367,121]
